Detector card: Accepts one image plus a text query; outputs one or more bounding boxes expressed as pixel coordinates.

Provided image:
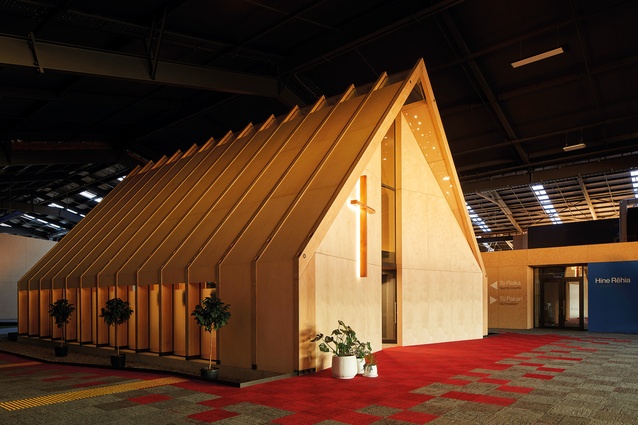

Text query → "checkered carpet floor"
[1,329,637,424]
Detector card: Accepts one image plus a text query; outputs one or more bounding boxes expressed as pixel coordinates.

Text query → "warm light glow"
[511,46,565,68]
[563,142,586,152]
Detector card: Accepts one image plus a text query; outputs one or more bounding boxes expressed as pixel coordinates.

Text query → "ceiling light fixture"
[511,46,565,68]
[563,142,586,152]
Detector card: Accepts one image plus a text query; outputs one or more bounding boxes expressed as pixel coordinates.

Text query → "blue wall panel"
[589,261,638,333]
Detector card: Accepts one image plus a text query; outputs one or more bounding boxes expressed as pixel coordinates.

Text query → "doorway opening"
[382,270,397,343]
[535,266,588,330]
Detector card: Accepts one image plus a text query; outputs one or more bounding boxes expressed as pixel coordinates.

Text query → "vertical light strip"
[350,176,376,277]
[531,184,562,224]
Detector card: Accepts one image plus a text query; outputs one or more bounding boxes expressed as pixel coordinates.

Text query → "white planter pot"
[363,365,378,378]
[332,355,357,379]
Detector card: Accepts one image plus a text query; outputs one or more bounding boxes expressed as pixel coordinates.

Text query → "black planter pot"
[54,345,69,357]
[200,367,219,380]
[110,354,126,368]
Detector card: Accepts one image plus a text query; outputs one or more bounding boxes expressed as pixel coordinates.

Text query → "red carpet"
[174,331,579,423]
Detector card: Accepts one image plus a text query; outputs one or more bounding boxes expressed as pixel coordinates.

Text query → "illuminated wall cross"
[350,175,376,277]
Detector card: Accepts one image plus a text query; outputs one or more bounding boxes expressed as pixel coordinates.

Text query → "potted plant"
[48,298,75,357]
[310,320,360,379]
[363,352,378,378]
[355,340,372,375]
[191,294,231,379]
[99,297,133,368]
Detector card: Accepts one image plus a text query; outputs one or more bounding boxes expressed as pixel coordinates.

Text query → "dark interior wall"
[528,219,619,249]
[628,207,638,242]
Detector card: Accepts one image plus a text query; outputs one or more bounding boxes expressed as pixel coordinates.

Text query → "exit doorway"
[535,266,588,330]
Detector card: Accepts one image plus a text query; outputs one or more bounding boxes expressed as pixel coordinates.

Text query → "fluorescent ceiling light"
[511,46,565,68]
[563,142,586,152]
[79,190,97,199]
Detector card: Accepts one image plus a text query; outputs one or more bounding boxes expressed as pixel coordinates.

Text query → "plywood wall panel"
[94,145,222,287]
[50,167,168,289]
[263,83,402,263]
[150,130,272,285]
[117,140,241,285]
[34,166,157,291]
[18,166,142,290]
[69,157,198,289]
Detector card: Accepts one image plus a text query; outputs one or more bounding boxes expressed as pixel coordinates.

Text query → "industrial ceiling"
[1,0,637,250]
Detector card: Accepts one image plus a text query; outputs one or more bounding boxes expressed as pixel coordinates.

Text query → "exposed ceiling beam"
[475,191,524,234]
[0,171,70,184]
[284,0,465,74]
[0,34,280,97]
[0,200,82,223]
[454,113,638,158]
[577,175,598,220]
[461,154,638,193]
[0,0,284,64]
[439,11,529,166]
[0,142,119,166]
[0,225,46,238]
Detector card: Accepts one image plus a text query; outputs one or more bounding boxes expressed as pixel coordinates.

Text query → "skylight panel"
[482,242,494,252]
[466,203,491,232]
[631,170,638,198]
[79,190,97,199]
[531,184,562,224]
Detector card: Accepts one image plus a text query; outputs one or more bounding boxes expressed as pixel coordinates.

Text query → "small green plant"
[192,295,231,371]
[363,352,377,371]
[310,320,360,357]
[48,299,75,347]
[99,297,133,356]
[355,340,372,359]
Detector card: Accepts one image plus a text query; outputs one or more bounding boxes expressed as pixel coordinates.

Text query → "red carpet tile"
[273,411,325,424]
[462,371,491,378]
[176,332,571,424]
[519,362,544,367]
[130,394,172,404]
[523,373,554,380]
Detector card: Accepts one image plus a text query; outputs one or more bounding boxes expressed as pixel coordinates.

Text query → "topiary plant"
[49,298,75,347]
[192,294,231,372]
[99,297,133,357]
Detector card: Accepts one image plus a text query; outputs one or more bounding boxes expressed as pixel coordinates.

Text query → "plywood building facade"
[18,60,486,374]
